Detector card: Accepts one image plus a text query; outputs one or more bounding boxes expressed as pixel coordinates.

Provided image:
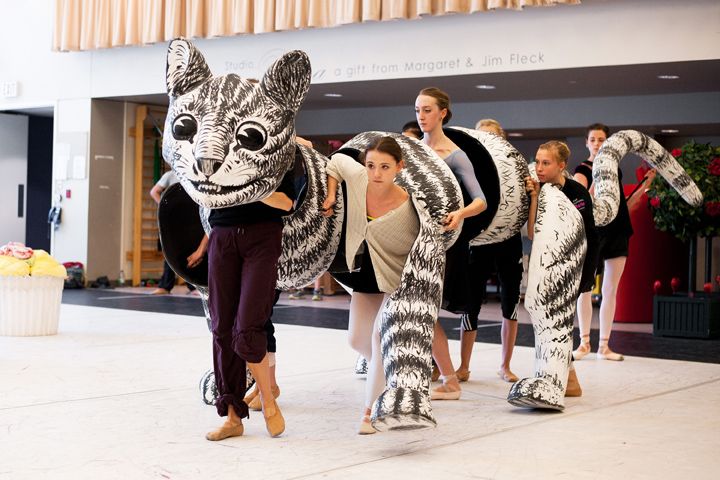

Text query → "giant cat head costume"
[163,39,310,210]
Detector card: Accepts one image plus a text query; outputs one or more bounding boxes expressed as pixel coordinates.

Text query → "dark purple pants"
[208,221,282,418]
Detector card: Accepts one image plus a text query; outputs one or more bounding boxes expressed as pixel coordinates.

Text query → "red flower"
[671,148,682,158]
[705,201,720,217]
[650,197,661,208]
[709,157,720,176]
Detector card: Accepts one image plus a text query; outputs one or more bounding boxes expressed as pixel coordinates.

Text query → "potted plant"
[646,141,720,338]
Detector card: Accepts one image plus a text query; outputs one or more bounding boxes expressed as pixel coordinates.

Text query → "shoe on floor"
[572,342,591,360]
[288,291,305,300]
[497,369,519,383]
[565,368,583,397]
[247,385,281,411]
[150,288,170,295]
[262,400,285,437]
[597,346,624,361]
[358,410,377,435]
[430,375,461,400]
[312,289,323,301]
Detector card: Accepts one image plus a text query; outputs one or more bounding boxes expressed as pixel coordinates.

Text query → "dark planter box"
[653,293,720,338]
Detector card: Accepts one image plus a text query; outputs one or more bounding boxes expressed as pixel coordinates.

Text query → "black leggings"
[464,233,523,331]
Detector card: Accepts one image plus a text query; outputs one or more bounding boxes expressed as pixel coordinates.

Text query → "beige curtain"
[53,0,580,51]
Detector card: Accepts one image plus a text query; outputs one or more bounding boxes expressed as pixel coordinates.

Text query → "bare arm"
[443,197,487,231]
[525,176,540,240]
[296,136,313,149]
[261,192,293,211]
[573,173,589,189]
[150,185,164,204]
[322,175,339,217]
[187,234,209,268]
[626,169,656,212]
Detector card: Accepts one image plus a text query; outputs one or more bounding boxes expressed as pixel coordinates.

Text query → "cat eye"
[236,121,267,151]
[171,114,198,141]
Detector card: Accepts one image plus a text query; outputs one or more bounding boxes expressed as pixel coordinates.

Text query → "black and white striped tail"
[508,184,585,411]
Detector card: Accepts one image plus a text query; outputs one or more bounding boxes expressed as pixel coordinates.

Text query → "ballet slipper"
[431,374,461,400]
[497,369,519,383]
[572,342,591,360]
[206,406,244,441]
[248,385,280,411]
[262,398,285,437]
[597,345,624,361]
[358,408,376,435]
[565,369,583,397]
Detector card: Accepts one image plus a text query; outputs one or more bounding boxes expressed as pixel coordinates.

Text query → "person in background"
[401,120,423,140]
[457,118,524,383]
[415,87,487,400]
[475,118,505,139]
[572,124,629,361]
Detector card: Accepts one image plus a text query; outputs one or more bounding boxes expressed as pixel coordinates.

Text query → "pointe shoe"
[262,399,285,437]
[358,409,376,435]
[248,385,280,411]
[597,346,624,361]
[206,407,244,441]
[497,369,519,383]
[151,288,170,295]
[455,368,471,382]
[572,342,591,360]
[565,369,583,397]
[431,365,440,382]
[430,374,461,400]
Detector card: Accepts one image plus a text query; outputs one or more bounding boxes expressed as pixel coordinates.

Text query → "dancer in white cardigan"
[322,136,421,435]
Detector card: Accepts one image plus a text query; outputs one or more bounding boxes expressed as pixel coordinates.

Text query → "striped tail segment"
[508,184,585,410]
[593,130,703,227]
[372,197,445,431]
[448,127,530,246]
[276,144,344,290]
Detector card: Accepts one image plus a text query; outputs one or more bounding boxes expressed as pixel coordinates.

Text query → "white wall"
[1,0,719,110]
[0,114,28,245]
[50,99,90,266]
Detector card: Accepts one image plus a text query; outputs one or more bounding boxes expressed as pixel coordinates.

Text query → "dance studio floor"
[1,290,719,479]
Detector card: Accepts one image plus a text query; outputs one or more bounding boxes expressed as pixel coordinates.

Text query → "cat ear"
[166,38,213,97]
[260,50,311,114]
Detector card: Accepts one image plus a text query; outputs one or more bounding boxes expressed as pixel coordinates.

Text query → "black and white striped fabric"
[508,183,585,410]
[592,130,703,226]
[447,127,530,245]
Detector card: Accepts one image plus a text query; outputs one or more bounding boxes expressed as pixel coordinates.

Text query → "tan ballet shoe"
[358,408,376,435]
[573,338,591,360]
[262,399,285,437]
[206,406,244,441]
[597,345,624,361]
[497,369,519,383]
[455,369,471,382]
[430,374,461,400]
[243,385,259,405]
[565,369,583,397]
[248,385,280,411]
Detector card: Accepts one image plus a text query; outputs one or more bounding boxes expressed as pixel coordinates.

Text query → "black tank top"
[573,160,633,239]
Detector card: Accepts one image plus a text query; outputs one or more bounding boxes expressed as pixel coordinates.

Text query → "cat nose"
[196,158,223,177]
